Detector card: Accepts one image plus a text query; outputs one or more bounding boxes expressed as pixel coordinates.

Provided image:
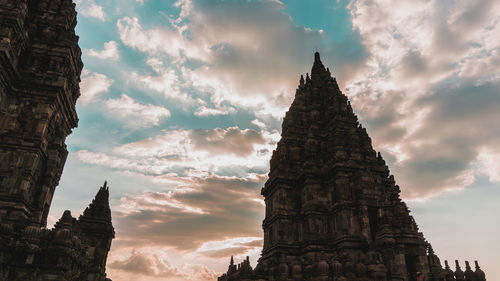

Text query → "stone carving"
[0,1,114,280]
[218,52,486,281]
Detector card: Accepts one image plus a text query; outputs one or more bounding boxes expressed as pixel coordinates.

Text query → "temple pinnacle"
[311,51,327,79]
[314,51,321,62]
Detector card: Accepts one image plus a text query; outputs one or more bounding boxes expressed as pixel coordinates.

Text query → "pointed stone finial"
[300,75,304,87]
[314,51,321,62]
[230,256,234,266]
[60,210,72,223]
[475,260,486,281]
[55,210,73,229]
[306,73,311,84]
[80,182,112,222]
[445,260,450,269]
[455,260,465,281]
[311,52,327,80]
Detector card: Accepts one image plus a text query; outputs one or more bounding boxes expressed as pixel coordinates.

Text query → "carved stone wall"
[0,1,114,280]
[0,0,82,228]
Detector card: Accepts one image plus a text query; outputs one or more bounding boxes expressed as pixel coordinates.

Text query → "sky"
[48,0,500,280]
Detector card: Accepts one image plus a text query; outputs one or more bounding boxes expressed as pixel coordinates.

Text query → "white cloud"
[250,119,266,129]
[76,0,107,21]
[77,127,280,178]
[194,105,235,117]
[105,94,171,128]
[476,147,500,182]
[129,57,198,106]
[107,247,220,281]
[116,17,208,62]
[88,41,119,60]
[79,70,113,105]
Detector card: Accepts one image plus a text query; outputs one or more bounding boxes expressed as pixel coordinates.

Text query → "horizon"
[46,0,500,280]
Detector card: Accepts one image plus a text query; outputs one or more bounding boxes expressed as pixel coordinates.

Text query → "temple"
[218,53,486,281]
[0,0,114,280]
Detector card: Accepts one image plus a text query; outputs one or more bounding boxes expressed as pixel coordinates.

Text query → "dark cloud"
[113,175,265,251]
[451,0,497,32]
[384,79,500,198]
[199,239,264,258]
[190,127,265,156]
[400,50,428,78]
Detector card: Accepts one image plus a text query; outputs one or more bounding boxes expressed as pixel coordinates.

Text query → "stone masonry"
[0,1,114,280]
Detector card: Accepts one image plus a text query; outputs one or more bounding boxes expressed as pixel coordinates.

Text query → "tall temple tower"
[0,0,82,228]
[218,53,486,281]
[0,1,115,280]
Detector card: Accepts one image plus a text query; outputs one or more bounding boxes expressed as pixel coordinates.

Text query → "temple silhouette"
[0,1,114,280]
[0,0,488,280]
[217,53,486,281]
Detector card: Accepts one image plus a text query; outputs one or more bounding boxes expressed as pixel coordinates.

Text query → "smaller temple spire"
[464,261,475,281]
[455,260,465,281]
[54,210,73,230]
[444,260,455,281]
[80,181,112,222]
[475,261,486,281]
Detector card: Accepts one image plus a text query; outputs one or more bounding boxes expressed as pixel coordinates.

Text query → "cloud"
[104,94,171,128]
[77,127,279,181]
[194,105,235,117]
[88,41,119,60]
[476,148,500,182]
[197,237,263,258]
[131,58,196,105]
[79,70,113,105]
[116,0,368,117]
[116,17,208,62]
[189,127,265,157]
[107,247,220,281]
[250,119,266,129]
[109,250,183,278]
[346,0,500,199]
[112,174,265,251]
[76,0,107,21]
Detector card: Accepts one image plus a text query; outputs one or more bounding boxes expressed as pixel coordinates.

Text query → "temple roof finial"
[311,52,327,79]
[80,182,112,223]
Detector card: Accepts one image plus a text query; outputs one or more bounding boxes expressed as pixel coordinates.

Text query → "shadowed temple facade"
[0,0,114,280]
[218,53,487,281]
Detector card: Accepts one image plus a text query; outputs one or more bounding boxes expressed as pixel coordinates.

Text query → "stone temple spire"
[78,182,115,280]
[80,181,112,222]
[218,52,486,281]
